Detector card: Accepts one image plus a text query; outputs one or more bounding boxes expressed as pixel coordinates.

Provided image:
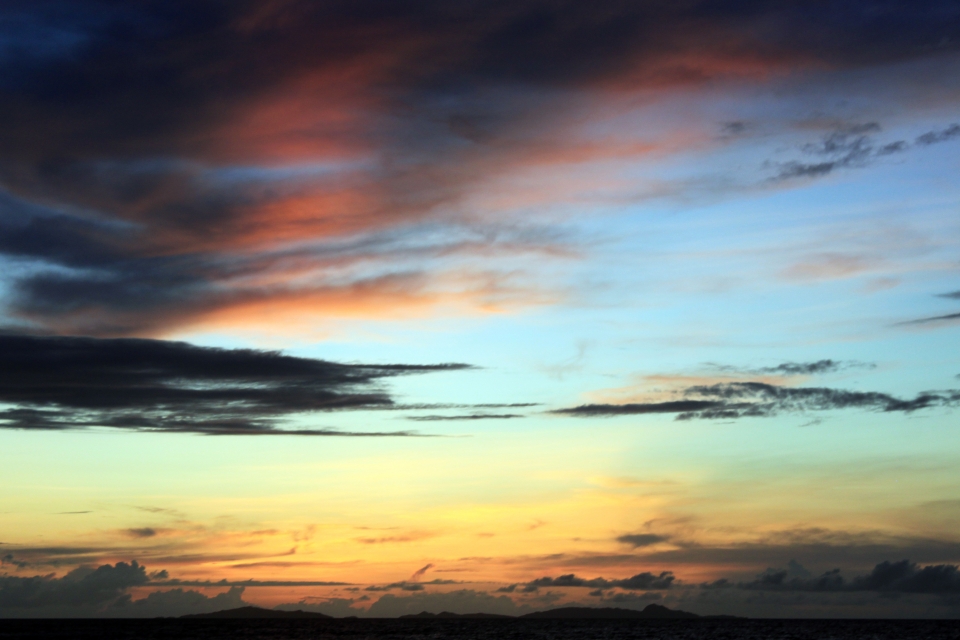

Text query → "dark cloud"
[406,413,526,421]
[937,290,960,300]
[410,563,433,581]
[0,333,470,435]
[1,1,959,334]
[0,560,148,610]
[274,596,369,618]
[721,121,748,136]
[365,589,532,617]
[355,533,433,544]
[709,359,871,376]
[150,579,351,587]
[772,121,960,181]
[629,528,960,570]
[897,312,960,326]
[553,400,721,417]
[772,123,899,180]
[522,571,675,592]
[0,559,264,617]
[124,528,157,539]
[616,534,669,548]
[755,360,845,375]
[736,560,960,594]
[112,585,248,618]
[554,381,960,421]
[916,124,960,145]
[363,579,465,592]
[365,582,424,592]
[1,554,31,570]
[594,591,662,603]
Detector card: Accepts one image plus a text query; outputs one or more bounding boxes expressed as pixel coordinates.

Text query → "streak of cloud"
[554,381,960,420]
[0,333,471,434]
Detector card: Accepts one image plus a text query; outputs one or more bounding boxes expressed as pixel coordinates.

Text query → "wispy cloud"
[555,381,960,420]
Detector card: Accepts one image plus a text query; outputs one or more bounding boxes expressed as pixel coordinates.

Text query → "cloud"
[554,381,960,421]
[736,560,960,594]
[770,121,960,182]
[274,597,368,617]
[616,534,669,548]
[365,589,532,617]
[754,360,847,375]
[410,563,433,581]
[355,532,434,545]
[365,582,425,592]
[521,571,675,592]
[895,287,960,326]
[553,400,720,417]
[708,360,873,376]
[0,559,255,617]
[113,586,249,618]
[0,561,148,611]
[628,527,960,571]
[915,124,960,146]
[896,312,960,326]
[2,1,960,334]
[593,591,662,603]
[406,413,526,421]
[0,333,469,434]
[771,123,902,180]
[150,579,352,587]
[124,528,157,539]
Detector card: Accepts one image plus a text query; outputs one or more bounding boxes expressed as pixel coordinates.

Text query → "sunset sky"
[2,0,960,619]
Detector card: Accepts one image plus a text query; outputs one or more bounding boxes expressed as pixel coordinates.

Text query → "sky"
[1,0,960,619]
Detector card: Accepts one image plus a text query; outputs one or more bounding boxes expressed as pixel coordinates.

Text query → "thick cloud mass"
[0,333,469,434]
[0,561,147,610]
[0,560,254,617]
[1,1,959,334]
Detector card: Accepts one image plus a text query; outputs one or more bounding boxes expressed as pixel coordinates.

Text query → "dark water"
[1,619,959,640]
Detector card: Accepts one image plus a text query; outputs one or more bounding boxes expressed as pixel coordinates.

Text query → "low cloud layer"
[0,561,148,611]
[0,560,254,618]
[736,560,960,594]
[0,333,469,434]
[6,557,960,617]
[501,571,676,594]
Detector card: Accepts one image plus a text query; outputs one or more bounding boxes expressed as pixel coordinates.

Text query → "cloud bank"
[0,333,469,434]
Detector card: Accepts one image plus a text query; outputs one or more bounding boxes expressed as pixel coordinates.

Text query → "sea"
[1,619,959,640]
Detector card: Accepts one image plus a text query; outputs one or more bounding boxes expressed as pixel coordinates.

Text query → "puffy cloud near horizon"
[0,560,252,618]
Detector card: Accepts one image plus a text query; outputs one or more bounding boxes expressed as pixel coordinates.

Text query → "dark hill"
[182,603,715,620]
[399,611,514,619]
[181,606,333,619]
[520,604,699,619]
